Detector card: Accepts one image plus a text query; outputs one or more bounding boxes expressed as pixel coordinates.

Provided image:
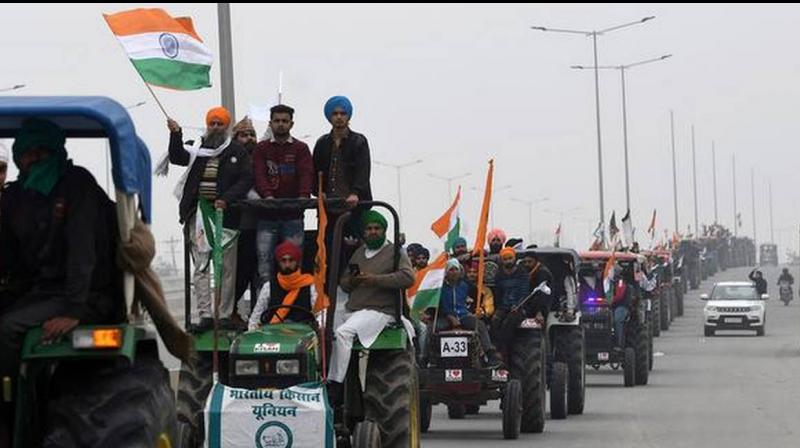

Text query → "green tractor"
[176,199,420,448]
[1,97,176,447]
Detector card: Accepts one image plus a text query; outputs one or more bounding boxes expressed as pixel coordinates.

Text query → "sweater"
[340,243,414,315]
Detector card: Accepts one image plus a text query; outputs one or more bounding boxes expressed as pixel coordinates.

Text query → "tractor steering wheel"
[261,304,319,328]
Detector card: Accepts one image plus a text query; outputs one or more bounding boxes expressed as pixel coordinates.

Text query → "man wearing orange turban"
[160,106,253,332]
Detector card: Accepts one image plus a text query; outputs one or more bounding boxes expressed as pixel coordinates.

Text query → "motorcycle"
[779,281,793,306]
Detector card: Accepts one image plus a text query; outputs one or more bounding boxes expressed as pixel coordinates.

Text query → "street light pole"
[732,154,738,237]
[427,172,471,201]
[217,3,236,117]
[511,197,550,244]
[572,54,671,211]
[769,180,775,244]
[751,167,757,250]
[670,111,679,233]
[691,125,699,236]
[531,16,655,241]
[374,159,423,219]
[712,141,718,224]
[0,84,26,93]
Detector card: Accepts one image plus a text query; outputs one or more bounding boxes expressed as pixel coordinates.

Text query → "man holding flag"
[162,107,253,332]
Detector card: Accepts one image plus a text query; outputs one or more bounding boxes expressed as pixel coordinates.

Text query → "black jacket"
[312,130,372,201]
[529,262,555,317]
[168,131,253,228]
[0,165,123,321]
[749,270,768,295]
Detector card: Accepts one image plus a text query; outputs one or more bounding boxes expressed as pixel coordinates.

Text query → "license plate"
[440,337,468,358]
[598,352,609,361]
[724,317,742,324]
[445,369,463,382]
[492,369,509,382]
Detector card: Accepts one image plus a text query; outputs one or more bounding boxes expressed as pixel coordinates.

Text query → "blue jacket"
[494,266,532,310]
[440,280,469,319]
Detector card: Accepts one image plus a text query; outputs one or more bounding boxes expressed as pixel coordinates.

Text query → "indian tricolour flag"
[104,8,212,90]
[407,253,448,321]
[430,187,461,252]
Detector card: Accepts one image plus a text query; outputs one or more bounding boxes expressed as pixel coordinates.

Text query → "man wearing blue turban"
[313,95,374,264]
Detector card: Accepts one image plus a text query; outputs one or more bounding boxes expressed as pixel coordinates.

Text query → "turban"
[232,116,255,136]
[487,228,507,245]
[446,258,463,272]
[499,247,516,260]
[406,243,423,258]
[453,237,468,248]
[275,241,302,262]
[324,96,353,122]
[362,209,388,230]
[12,117,66,166]
[206,106,231,127]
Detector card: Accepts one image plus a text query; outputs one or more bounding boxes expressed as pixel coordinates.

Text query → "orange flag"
[473,160,494,316]
[313,173,330,312]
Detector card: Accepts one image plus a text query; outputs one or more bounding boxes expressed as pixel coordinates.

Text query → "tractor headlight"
[706,306,717,312]
[235,360,259,376]
[276,359,300,375]
[72,328,122,349]
[750,305,763,312]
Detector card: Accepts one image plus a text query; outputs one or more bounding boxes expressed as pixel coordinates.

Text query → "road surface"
[422,265,800,447]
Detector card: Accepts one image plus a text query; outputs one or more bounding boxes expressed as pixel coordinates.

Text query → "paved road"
[423,265,800,447]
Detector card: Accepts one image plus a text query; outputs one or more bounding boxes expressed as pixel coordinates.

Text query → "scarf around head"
[12,118,69,196]
[271,270,315,323]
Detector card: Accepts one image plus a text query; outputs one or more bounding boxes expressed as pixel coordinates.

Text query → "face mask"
[365,233,386,250]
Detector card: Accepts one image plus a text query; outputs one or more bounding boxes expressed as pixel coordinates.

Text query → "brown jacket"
[340,243,414,315]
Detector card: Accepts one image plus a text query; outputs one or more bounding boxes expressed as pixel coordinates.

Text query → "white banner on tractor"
[204,382,334,448]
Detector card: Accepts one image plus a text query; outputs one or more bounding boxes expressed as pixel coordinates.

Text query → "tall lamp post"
[572,54,672,210]
[510,197,550,244]
[374,158,423,219]
[531,16,655,237]
[427,172,471,201]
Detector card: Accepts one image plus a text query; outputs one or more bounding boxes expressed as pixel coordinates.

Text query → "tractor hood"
[230,323,318,356]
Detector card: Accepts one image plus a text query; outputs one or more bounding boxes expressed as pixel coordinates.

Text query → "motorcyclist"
[748,268,767,296]
[778,268,794,286]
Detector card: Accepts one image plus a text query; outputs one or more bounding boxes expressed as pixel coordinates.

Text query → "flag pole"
[141,80,171,118]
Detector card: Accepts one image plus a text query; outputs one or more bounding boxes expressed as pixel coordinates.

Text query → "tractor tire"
[562,327,585,415]
[669,288,677,322]
[511,331,546,433]
[651,297,661,337]
[353,420,382,448]
[364,349,420,448]
[420,398,432,433]
[43,357,176,448]
[648,326,654,371]
[447,404,466,420]
[502,379,522,440]
[660,292,670,331]
[465,404,480,415]
[176,355,214,448]
[549,362,568,420]
[634,321,650,386]
[623,347,636,388]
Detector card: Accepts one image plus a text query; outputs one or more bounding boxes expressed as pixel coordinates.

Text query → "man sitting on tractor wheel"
[327,210,415,404]
[248,241,317,330]
[0,119,125,443]
[424,258,501,367]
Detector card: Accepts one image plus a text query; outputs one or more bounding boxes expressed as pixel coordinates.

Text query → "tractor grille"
[717,307,749,313]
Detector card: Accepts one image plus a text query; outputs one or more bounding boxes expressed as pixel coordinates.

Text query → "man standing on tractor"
[162,107,253,332]
[436,259,501,366]
[0,118,125,443]
[248,241,317,331]
[252,104,314,296]
[313,96,372,261]
[611,264,634,351]
[232,116,260,327]
[328,210,414,403]
[524,251,555,322]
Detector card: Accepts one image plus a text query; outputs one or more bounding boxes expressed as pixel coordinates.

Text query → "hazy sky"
[3,3,799,260]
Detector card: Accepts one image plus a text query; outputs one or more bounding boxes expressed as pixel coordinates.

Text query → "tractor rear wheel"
[511,331,546,433]
[364,349,420,448]
[43,357,176,448]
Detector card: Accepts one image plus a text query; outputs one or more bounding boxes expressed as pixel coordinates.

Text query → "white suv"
[702,282,767,337]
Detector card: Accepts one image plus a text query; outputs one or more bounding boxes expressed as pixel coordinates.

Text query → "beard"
[490,243,503,254]
[242,140,257,153]
[203,128,230,149]
[503,262,516,270]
